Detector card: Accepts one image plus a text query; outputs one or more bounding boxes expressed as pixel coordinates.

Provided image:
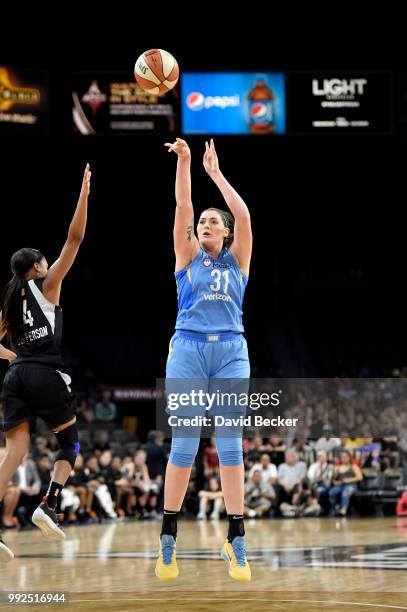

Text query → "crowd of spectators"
[2,378,407,529]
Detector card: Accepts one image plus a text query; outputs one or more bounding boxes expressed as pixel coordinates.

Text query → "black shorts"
[1,364,76,434]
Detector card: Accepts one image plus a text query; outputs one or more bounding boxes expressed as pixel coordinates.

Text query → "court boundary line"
[68,598,407,610]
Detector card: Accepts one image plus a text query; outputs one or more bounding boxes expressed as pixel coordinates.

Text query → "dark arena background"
[1,10,407,611]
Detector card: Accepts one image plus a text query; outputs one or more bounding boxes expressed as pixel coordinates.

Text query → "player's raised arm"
[164,138,200,271]
[203,139,252,277]
[42,164,91,304]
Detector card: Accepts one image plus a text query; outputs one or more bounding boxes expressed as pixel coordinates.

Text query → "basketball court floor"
[1,517,407,611]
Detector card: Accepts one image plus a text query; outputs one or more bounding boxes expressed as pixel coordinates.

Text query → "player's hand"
[164,137,191,160]
[203,138,220,176]
[81,163,91,197]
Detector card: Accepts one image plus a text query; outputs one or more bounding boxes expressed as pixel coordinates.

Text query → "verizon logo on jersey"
[17,326,48,345]
[203,293,232,303]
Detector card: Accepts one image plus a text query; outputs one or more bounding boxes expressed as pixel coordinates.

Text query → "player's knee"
[54,422,80,469]
[169,437,200,468]
[216,437,243,466]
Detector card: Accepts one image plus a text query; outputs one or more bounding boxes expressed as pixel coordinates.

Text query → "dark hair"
[203,207,234,249]
[340,450,353,462]
[0,248,44,342]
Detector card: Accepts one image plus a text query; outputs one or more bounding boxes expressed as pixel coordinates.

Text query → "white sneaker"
[209,511,219,520]
[197,511,207,520]
[248,509,257,518]
[0,535,14,562]
[32,502,66,540]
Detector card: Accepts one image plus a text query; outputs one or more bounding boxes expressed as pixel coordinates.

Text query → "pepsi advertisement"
[181,73,286,135]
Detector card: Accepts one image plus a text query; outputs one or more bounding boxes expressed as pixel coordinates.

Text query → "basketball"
[134,49,179,95]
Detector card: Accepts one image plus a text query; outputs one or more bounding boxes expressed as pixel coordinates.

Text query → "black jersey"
[11,278,63,367]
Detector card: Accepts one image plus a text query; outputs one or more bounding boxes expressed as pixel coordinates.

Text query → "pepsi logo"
[186,92,205,111]
[203,258,212,267]
[250,103,268,118]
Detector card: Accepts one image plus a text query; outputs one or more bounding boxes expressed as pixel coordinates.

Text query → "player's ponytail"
[206,208,235,249]
[0,248,44,342]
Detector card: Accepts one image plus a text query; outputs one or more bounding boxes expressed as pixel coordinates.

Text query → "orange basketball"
[134,49,179,95]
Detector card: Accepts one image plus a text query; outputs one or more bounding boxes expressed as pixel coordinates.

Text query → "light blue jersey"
[167,247,250,467]
[175,247,248,333]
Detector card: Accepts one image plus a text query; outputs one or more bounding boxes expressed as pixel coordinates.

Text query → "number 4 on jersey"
[23,299,34,327]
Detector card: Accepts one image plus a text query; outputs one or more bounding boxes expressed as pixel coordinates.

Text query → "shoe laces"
[231,536,247,566]
[161,535,176,565]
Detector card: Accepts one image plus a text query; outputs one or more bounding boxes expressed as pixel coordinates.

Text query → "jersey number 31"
[210,269,230,293]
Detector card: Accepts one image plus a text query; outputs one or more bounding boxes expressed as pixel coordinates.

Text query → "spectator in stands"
[77,397,95,425]
[245,434,267,465]
[380,433,400,469]
[0,448,19,528]
[328,450,363,516]
[332,433,353,460]
[281,479,321,517]
[98,451,123,500]
[145,430,167,514]
[346,435,365,450]
[249,453,277,485]
[197,476,225,520]
[244,469,276,518]
[93,430,110,451]
[31,435,53,461]
[203,435,219,477]
[145,430,167,481]
[276,450,307,508]
[81,404,95,425]
[307,450,335,512]
[267,435,286,467]
[15,453,41,525]
[36,454,52,498]
[314,426,341,458]
[131,450,158,519]
[292,436,315,466]
[115,456,137,516]
[65,454,95,520]
[95,390,117,422]
[81,456,117,519]
[355,436,381,471]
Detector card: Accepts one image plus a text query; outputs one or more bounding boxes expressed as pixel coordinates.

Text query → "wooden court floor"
[2,517,407,611]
